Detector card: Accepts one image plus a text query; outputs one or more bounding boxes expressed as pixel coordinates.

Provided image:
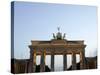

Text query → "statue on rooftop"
[52,27,66,40]
[63,33,66,39]
[53,33,56,39]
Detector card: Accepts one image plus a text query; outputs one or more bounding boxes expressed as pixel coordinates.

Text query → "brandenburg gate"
[28,28,86,72]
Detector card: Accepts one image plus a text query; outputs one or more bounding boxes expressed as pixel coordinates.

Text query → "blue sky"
[13,1,97,60]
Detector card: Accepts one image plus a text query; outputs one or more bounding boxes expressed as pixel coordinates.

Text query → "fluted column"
[40,50,46,72]
[63,54,67,71]
[28,49,33,73]
[25,61,28,73]
[72,53,76,70]
[51,51,54,71]
[33,50,36,72]
[80,51,85,69]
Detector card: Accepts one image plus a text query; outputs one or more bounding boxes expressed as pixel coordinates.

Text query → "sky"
[12,1,97,71]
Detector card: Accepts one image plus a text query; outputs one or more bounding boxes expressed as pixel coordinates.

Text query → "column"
[25,61,28,73]
[33,50,36,72]
[28,60,33,73]
[80,51,85,69]
[40,50,46,72]
[72,53,76,70]
[28,50,33,73]
[63,54,67,71]
[51,52,54,71]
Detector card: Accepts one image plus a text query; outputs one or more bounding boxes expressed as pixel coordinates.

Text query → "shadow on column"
[67,62,80,70]
[35,65,51,72]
